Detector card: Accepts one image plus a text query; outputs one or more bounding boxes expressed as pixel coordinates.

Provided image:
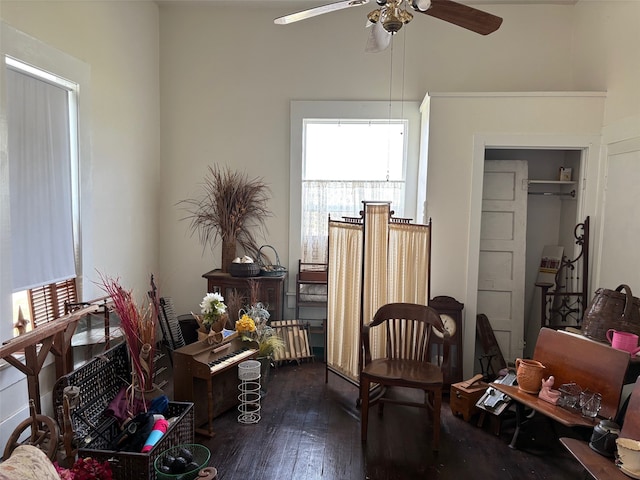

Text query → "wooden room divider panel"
[326,201,432,385]
[327,221,362,382]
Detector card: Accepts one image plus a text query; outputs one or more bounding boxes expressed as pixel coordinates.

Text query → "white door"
[478,160,528,363]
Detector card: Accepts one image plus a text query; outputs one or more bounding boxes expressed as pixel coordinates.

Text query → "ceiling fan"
[274,0,503,52]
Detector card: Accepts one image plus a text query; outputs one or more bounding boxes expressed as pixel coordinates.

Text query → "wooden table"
[203,270,286,320]
[560,438,630,479]
[0,304,98,413]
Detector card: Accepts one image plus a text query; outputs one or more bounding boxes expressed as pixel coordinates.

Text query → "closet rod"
[528,190,576,198]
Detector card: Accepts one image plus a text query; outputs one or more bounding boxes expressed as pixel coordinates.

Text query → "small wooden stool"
[450,374,488,422]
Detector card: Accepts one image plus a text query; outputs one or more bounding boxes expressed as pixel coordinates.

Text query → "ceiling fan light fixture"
[381,2,404,33]
[398,9,413,24]
[382,15,402,33]
[411,0,431,12]
[367,9,381,23]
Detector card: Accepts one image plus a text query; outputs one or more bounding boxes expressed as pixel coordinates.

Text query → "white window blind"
[7,66,76,291]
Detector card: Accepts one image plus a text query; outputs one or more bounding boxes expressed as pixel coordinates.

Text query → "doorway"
[483,149,582,360]
[465,133,597,377]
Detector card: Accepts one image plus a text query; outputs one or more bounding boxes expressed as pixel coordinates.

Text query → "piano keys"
[173,337,258,436]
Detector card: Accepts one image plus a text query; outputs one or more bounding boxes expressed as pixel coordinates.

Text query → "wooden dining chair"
[359,302,450,451]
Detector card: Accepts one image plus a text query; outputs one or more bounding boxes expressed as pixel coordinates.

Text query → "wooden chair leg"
[360,378,371,443]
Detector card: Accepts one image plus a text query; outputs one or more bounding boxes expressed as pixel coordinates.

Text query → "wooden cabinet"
[202,270,286,320]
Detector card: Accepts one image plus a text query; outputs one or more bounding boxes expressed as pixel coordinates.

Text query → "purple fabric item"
[106,387,147,424]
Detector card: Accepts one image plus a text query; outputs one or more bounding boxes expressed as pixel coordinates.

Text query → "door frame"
[464,133,601,377]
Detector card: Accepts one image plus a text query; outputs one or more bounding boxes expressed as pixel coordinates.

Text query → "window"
[6,58,79,331]
[7,58,79,287]
[1,22,91,341]
[302,119,407,263]
[288,101,423,269]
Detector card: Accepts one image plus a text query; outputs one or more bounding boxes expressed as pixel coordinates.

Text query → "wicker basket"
[229,262,260,277]
[582,284,640,342]
[79,402,194,480]
[257,245,287,277]
[53,343,195,480]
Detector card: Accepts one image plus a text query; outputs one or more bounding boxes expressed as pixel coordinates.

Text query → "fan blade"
[365,21,392,53]
[275,0,370,25]
[418,0,502,35]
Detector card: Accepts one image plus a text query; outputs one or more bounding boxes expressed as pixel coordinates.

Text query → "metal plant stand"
[238,360,261,424]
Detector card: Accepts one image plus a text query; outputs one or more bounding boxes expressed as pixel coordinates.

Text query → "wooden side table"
[202,270,286,321]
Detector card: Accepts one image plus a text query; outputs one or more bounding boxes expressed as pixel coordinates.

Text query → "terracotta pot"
[515,358,546,394]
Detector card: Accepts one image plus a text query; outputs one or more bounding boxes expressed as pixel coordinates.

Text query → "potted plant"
[192,292,230,342]
[179,165,272,273]
[235,304,284,392]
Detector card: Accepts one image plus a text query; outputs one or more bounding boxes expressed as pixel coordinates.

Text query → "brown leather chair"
[359,302,449,451]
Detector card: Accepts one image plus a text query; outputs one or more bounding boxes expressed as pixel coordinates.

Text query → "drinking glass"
[581,392,601,418]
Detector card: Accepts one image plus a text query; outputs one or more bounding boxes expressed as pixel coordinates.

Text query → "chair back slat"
[371,303,445,363]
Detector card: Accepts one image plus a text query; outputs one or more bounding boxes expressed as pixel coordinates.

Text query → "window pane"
[302,119,407,263]
[304,121,406,181]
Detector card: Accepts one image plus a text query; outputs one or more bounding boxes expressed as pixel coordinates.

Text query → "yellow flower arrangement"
[235,304,285,358]
[236,314,257,334]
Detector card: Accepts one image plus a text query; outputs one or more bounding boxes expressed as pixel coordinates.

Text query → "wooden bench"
[492,327,630,449]
[561,377,640,479]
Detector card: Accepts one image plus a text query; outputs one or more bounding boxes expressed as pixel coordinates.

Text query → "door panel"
[478,160,528,362]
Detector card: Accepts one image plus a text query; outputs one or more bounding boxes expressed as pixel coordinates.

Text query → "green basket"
[154,443,211,480]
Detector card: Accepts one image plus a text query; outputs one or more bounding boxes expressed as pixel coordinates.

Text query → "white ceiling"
[157,0,578,6]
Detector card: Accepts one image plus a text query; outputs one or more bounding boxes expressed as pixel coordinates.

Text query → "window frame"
[0,22,93,343]
[288,100,423,292]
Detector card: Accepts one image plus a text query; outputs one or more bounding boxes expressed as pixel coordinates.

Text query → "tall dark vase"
[221,240,236,273]
[258,356,271,394]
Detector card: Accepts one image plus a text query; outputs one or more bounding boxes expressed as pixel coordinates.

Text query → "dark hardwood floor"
[189,361,589,480]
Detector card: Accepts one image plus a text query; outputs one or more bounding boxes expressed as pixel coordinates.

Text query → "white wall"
[0,0,637,443]
[0,0,161,300]
[0,0,160,449]
[423,92,606,376]
[157,2,580,315]
[572,1,640,295]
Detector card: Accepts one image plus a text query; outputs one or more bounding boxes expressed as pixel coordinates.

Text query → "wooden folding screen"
[326,201,431,385]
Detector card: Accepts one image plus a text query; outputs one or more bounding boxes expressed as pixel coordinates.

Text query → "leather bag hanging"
[582,284,640,342]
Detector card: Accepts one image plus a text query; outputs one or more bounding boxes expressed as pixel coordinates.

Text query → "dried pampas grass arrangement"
[99,274,156,393]
[178,164,272,272]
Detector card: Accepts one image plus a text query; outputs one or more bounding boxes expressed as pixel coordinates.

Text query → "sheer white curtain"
[302,180,404,263]
[362,203,391,360]
[7,67,76,291]
[388,222,431,305]
[327,220,363,382]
